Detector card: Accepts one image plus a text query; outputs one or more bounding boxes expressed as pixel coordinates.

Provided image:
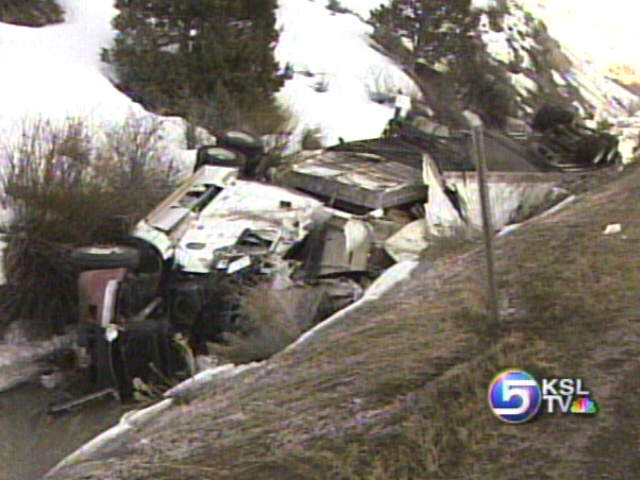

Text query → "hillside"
[0,0,637,158]
[518,0,640,84]
[45,159,640,479]
[476,0,637,117]
[273,0,640,147]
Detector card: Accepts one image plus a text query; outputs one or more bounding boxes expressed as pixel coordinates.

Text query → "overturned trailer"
[287,105,622,238]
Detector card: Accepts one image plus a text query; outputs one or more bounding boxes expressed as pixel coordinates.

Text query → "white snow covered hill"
[0,0,638,156]
[0,0,195,172]
[274,0,640,146]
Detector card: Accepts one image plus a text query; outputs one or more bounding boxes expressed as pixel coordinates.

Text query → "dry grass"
[48,164,640,480]
[181,95,294,145]
[207,284,325,364]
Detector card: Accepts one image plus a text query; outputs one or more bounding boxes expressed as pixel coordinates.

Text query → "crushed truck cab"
[73,154,385,401]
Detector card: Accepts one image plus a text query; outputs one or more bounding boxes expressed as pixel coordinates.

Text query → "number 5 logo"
[488,370,542,424]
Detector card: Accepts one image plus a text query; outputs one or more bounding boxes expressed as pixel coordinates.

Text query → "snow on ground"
[476,0,638,119]
[275,0,421,148]
[509,72,538,96]
[472,0,499,9]
[563,48,639,118]
[0,0,194,173]
[0,0,417,159]
[517,0,640,76]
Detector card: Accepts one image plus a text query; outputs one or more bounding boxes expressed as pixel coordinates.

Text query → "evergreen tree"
[109,0,283,129]
[370,0,476,69]
[370,1,514,127]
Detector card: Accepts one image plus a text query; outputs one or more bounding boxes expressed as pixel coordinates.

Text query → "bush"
[0,116,178,337]
[301,127,324,150]
[109,0,284,130]
[207,284,324,364]
[181,90,294,148]
[364,66,402,105]
[327,0,351,14]
[0,0,64,27]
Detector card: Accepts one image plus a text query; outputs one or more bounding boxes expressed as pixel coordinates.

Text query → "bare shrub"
[313,74,330,93]
[244,102,295,137]
[0,116,178,337]
[364,66,399,105]
[208,284,324,364]
[180,89,294,146]
[260,130,296,178]
[327,0,352,14]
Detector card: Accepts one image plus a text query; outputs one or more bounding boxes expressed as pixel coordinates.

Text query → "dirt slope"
[47,163,640,480]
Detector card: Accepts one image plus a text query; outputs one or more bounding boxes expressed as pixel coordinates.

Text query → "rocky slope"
[477,0,637,119]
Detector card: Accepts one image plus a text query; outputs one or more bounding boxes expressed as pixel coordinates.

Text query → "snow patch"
[509,72,538,95]
[275,0,422,147]
[471,0,499,10]
[552,70,566,85]
[0,0,193,172]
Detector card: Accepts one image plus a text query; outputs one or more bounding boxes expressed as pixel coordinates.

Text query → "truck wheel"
[219,131,264,157]
[69,246,140,270]
[532,105,575,132]
[195,147,246,171]
[170,281,203,328]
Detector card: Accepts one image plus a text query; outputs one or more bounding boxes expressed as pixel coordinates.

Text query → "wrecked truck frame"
[67,156,405,403]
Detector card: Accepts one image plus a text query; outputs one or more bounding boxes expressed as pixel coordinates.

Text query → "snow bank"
[0,0,193,172]
[518,0,640,72]
[0,331,76,393]
[275,0,421,148]
[472,0,499,9]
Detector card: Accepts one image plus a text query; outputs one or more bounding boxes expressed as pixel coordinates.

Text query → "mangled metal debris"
[276,104,623,237]
[56,132,417,407]
[22,102,625,407]
[273,149,428,213]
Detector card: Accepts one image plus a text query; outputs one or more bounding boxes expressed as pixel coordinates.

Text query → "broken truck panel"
[132,165,239,260]
[171,180,328,274]
[383,219,429,263]
[316,214,374,276]
[422,150,569,236]
[138,165,238,232]
[275,149,428,212]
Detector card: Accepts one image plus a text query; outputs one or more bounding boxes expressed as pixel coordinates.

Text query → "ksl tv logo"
[488,369,599,424]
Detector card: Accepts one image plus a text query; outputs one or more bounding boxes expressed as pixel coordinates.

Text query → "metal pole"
[462,111,499,325]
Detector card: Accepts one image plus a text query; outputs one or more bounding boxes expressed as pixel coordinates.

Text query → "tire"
[195,146,247,172]
[69,245,140,270]
[218,131,264,157]
[532,105,575,132]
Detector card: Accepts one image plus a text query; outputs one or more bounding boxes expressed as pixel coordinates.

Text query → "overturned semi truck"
[65,132,414,404]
